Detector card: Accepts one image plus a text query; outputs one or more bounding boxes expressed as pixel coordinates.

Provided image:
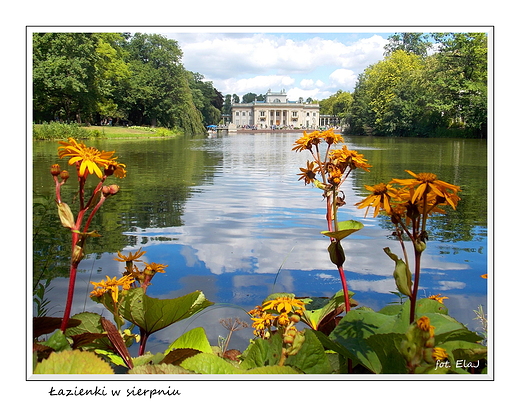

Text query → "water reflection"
[32,133,488,352]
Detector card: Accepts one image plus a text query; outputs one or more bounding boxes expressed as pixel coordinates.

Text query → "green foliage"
[116,288,213,337]
[34,349,114,374]
[324,299,486,374]
[346,32,487,138]
[299,290,348,332]
[240,329,331,374]
[33,32,207,135]
[165,327,214,354]
[33,122,97,140]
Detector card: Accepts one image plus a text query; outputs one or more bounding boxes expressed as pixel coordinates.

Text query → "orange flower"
[428,294,449,304]
[391,170,461,210]
[297,160,318,185]
[58,137,125,179]
[356,183,396,217]
[329,145,371,172]
[292,131,322,152]
[320,128,344,145]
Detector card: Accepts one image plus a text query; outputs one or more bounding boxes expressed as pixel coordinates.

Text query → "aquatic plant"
[50,137,126,331]
[293,129,368,310]
[355,170,461,322]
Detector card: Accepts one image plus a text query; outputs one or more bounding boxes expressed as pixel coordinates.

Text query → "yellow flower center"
[417,172,437,182]
[372,183,388,194]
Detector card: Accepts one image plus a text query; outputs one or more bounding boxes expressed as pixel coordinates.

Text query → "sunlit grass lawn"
[83,126,173,138]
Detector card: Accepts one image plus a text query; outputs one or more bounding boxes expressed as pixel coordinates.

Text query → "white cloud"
[217,75,295,97]
[168,32,388,98]
[328,69,358,90]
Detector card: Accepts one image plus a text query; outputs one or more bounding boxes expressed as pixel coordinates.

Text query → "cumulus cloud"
[217,75,295,96]
[168,31,388,98]
[328,68,358,90]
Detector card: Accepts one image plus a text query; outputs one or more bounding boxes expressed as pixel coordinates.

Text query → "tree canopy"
[344,32,488,138]
[33,32,209,135]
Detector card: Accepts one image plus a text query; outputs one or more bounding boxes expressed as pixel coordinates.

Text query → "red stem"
[138,329,149,356]
[409,249,422,324]
[337,265,350,312]
[60,262,79,331]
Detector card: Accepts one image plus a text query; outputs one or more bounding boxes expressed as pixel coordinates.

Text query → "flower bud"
[60,170,69,181]
[102,184,120,196]
[72,244,85,264]
[50,164,61,176]
[283,335,294,344]
[414,240,427,252]
[290,314,301,323]
[57,202,76,230]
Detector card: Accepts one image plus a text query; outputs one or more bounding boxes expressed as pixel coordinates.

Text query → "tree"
[349,50,426,136]
[187,72,223,125]
[320,90,353,125]
[33,33,130,123]
[427,33,488,137]
[384,33,432,57]
[242,92,258,103]
[223,94,233,116]
[123,33,206,134]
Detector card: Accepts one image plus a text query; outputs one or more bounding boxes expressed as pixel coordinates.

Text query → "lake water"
[32,132,489,354]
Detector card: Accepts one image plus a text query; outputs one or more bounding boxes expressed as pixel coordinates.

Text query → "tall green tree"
[33,33,130,123]
[384,33,432,57]
[427,33,488,137]
[187,72,223,125]
[349,50,426,136]
[123,33,206,134]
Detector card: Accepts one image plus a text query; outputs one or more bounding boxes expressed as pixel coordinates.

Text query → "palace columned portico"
[231,89,320,129]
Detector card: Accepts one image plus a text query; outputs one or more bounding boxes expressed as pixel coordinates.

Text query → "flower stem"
[409,250,422,323]
[60,262,78,332]
[337,265,350,312]
[138,329,149,356]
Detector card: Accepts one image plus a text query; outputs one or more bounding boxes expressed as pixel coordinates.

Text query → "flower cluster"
[294,129,371,190]
[356,170,461,221]
[428,294,449,304]
[401,315,449,373]
[114,248,168,292]
[249,296,305,338]
[90,274,135,304]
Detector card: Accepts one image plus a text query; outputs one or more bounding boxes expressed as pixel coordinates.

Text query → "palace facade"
[230,89,320,129]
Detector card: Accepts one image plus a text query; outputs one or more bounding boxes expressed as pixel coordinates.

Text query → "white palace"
[230,89,321,129]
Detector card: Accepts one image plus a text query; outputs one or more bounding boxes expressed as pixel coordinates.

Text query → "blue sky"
[159,30,395,100]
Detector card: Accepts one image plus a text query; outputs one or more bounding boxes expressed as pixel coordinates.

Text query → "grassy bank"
[33,123,182,140]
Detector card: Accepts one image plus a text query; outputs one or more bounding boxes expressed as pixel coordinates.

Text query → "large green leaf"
[321,220,364,241]
[118,288,213,336]
[242,330,331,374]
[286,329,332,374]
[34,349,114,374]
[181,353,238,374]
[240,338,271,370]
[329,310,397,373]
[165,327,213,354]
[300,290,346,331]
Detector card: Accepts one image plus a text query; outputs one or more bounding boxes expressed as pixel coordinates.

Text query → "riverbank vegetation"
[320,33,487,138]
[33,33,220,135]
[33,122,181,140]
[33,32,487,140]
